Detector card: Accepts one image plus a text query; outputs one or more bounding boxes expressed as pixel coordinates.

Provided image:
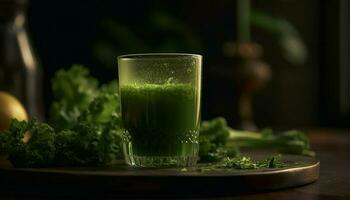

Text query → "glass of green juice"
[118,53,202,167]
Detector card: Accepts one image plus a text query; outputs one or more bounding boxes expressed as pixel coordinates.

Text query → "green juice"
[120,83,200,166]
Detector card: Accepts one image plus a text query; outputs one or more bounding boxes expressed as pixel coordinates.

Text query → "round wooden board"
[0,153,319,198]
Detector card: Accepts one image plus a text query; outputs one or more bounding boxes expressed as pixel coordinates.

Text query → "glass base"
[125,155,198,168]
[123,142,199,168]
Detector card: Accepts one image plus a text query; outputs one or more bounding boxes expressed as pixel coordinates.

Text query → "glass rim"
[118,53,202,60]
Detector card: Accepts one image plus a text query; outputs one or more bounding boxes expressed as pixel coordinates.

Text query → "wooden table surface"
[220,129,350,200]
[0,129,349,200]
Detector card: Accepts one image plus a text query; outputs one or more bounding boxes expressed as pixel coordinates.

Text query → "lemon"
[0,91,30,143]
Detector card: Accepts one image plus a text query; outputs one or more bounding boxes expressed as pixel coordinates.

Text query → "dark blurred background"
[19,0,350,128]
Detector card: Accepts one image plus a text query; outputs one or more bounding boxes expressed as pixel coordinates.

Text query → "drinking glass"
[118,53,202,167]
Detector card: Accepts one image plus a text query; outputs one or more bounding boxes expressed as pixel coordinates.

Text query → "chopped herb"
[219,155,285,169]
[196,155,285,172]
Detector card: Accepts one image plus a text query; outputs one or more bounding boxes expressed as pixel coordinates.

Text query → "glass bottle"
[0,0,43,119]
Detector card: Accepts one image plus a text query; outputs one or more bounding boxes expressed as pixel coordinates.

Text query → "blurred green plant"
[94,2,306,69]
[237,0,307,65]
[251,10,307,65]
[93,11,203,69]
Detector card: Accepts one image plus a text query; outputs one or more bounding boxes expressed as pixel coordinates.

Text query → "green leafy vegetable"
[55,123,102,166]
[0,130,10,155]
[49,65,123,165]
[199,117,314,162]
[1,118,121,167]
[2,119,56,167]
[76,80,123,161]
[78,80,120,125]
[227,128,315,157]
[199,117,239,162]
[49,65,99,131]
[0,65,123,167]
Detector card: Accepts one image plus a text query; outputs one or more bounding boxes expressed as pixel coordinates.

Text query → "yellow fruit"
[0,91,30,143]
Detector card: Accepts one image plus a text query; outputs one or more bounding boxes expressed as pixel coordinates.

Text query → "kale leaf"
[0,66,123,167]
[54,123,102,166]
[49,65,99,131]
[199,117,314,162]
[3,119,56,167]
[2,118,122,167]
[199,117,238,162]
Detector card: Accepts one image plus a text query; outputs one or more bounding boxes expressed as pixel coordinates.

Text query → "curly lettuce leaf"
[49,65,99,130]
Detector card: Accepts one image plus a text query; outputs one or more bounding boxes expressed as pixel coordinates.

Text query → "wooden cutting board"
[0,153,319,198]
